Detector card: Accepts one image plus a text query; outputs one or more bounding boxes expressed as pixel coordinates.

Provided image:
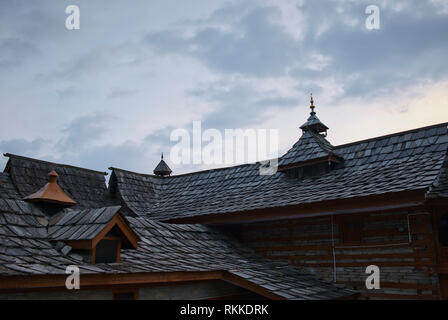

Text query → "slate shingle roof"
[0,199,354,299]
[0,173,20,200]
[278,130,340,167]
[4,154,114,209]
[109,168,162,215]
[299,112,329,132]
[48,206,122,241]
[428,158,448,198]
[153,158,172,176]
[110,122,448,221]
[1,121,448,299]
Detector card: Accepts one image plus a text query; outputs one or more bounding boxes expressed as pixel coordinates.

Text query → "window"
[341,217,363,244]
[286,162,331,179]
[94,237,121,263]
[438,213,448,246]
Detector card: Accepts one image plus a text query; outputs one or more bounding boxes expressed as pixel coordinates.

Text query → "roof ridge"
[109,167,161,178]
[334,121,448,149]
[111,162,260,179]
[4,153,108,176]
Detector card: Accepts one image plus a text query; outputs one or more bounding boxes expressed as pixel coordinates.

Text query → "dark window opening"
[95,239,119,263]
[106,226,122,237]
[35,202,66,216]
[286,162,332,179]
[438,214,448,246]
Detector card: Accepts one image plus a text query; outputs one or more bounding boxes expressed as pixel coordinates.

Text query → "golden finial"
[310,93,315,114]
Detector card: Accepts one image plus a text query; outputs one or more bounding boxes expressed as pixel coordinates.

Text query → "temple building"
[1,97,448,300]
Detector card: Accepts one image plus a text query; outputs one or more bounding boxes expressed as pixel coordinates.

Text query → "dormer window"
[48,206,139,264]
[95,238,120,263]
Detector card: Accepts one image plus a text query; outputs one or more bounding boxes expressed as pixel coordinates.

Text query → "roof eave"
[162,189,428,225]
[278,154,342,171]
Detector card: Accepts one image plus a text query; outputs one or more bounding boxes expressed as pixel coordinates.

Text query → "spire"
[299,94,329,136]
[153,153,172,177]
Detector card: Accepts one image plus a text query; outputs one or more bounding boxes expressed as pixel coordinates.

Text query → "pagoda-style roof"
[299,94,329,135]
[279,95,341,170]
[153,153,172,176]
[278,130,342,170]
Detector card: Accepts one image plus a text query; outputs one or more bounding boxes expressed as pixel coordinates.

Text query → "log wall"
[236,208,441,299]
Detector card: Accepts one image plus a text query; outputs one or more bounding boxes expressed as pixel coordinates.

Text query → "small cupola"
[23,170,76,206]
[278,95,343,177]
[153,153,172,177]
[299,94,329,137]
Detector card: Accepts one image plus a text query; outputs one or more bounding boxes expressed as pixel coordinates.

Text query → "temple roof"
[0,198,354,299]
[109,122,448,221]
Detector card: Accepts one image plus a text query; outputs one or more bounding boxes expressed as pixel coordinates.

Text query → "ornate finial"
[48,170,59,183]
[310,93,315,114]
[161,152,164,160]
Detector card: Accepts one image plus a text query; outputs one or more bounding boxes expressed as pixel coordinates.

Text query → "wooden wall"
[235,208,441,299]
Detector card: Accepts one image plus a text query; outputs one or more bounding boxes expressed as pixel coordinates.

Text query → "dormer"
[48,206,139,264]
[278,95,343,178]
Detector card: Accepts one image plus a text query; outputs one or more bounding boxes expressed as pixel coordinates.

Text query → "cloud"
[55,113,112,152]
[1,0,448,176]
[107,88,138,100]
[0,38,40,68]
[146,5,304,76]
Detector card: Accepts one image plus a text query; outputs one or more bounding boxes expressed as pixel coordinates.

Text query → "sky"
[1,0,448,175]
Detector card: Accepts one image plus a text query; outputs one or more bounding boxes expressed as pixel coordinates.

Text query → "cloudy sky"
[1,0,448,175]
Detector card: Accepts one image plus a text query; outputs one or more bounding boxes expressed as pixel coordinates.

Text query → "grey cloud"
[0,138,50,170]
[146,0,448,101]
[107,88,138,100]
[55,113,111,152]
[0,138,49,156]
[256,96,300,107]
[147,6,302,76]
[0,38,40,68]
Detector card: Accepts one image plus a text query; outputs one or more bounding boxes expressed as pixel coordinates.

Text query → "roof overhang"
[0,270,357,300]
[163,189,428,225]
[278,154,342,171]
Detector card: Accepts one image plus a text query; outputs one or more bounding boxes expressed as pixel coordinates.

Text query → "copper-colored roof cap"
[23,170,76,206]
